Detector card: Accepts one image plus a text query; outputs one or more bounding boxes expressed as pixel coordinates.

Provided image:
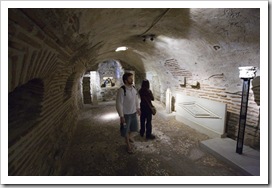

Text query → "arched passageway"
[4,3,266,180]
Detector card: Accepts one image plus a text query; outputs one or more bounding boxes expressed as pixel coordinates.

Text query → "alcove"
[8,78,44,146]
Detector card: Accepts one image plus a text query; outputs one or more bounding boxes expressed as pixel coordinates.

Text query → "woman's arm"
[149,90,154,101]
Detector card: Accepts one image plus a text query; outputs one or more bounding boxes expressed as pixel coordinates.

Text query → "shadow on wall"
[63,73,76,102]
[251,76,260,149]
[8,78,44,147]
[171,96,176,112]
[251,76,260,106]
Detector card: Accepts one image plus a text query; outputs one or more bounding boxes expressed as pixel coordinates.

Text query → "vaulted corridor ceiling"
[3,1,268,182]
[10,7,260,87]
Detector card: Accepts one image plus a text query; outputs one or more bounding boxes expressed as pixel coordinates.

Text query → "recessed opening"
[8,78,44,146]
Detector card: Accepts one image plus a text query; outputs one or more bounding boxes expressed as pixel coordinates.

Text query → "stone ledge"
[200,138,260,176]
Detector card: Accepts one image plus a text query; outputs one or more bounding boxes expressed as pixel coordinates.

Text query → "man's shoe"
[140,133,144,137]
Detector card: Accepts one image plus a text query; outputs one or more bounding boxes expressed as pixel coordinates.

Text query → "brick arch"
[8,78,44,146]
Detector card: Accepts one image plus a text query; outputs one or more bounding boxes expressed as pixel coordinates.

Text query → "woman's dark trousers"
[140,111,152,137]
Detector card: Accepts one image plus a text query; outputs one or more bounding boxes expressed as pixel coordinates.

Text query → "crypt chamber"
[7,8,260,176]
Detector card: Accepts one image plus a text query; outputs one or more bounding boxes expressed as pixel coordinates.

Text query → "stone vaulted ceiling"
[6,5,264,177]
[17,8,260,90]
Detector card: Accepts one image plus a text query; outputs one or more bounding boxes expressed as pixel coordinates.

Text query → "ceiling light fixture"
[115,46,128,52]
[142,36,146,42]
[141,34,155,42]
[150,34,155,41]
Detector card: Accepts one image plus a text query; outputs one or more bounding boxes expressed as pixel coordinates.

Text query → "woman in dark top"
[139,79,155,139]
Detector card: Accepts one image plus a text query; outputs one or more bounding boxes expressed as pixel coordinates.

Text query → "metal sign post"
[236,66,257,154]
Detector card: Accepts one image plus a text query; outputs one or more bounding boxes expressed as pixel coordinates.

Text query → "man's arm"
[116,88,124,118]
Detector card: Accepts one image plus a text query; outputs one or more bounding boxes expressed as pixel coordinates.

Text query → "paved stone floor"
[60,101,247,176]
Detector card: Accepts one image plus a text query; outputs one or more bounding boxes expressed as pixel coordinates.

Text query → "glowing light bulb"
[115,46,128,52]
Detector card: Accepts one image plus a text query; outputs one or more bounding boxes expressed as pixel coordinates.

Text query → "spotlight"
[141,34,155,42]
[115,46,128,52]
[149,34,155,41]
[142,35,146,42]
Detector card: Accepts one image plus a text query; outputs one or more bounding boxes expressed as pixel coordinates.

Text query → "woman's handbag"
[151,105,157,115]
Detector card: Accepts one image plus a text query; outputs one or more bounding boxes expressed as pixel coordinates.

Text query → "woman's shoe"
[146,134,155,140]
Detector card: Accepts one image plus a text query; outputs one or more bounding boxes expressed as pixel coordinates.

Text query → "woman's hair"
[122,72,133,83]
[141,79,150,89]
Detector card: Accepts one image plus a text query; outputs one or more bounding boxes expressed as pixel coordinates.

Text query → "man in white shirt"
[116,72,141,154]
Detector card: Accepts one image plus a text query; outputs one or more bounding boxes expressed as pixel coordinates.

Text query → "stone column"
[236,66,257,154]
[165,88,172,114]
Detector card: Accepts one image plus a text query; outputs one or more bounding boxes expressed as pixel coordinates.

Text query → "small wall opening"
[8,78,44,146]
[82,72,91,104]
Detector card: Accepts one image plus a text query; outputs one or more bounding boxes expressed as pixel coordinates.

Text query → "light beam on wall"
[115,46,128,52]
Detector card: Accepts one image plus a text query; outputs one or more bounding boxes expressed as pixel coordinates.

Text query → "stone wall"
[151,58,260,150]
[8,9,85,175]
[8,8,146,174]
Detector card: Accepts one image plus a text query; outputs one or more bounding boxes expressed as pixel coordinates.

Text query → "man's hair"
[122,72,133,83]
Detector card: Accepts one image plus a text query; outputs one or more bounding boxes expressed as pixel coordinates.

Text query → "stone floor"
[60,101,247,176]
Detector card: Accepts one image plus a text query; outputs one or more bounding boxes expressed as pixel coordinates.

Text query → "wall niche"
[8,78,44,146]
